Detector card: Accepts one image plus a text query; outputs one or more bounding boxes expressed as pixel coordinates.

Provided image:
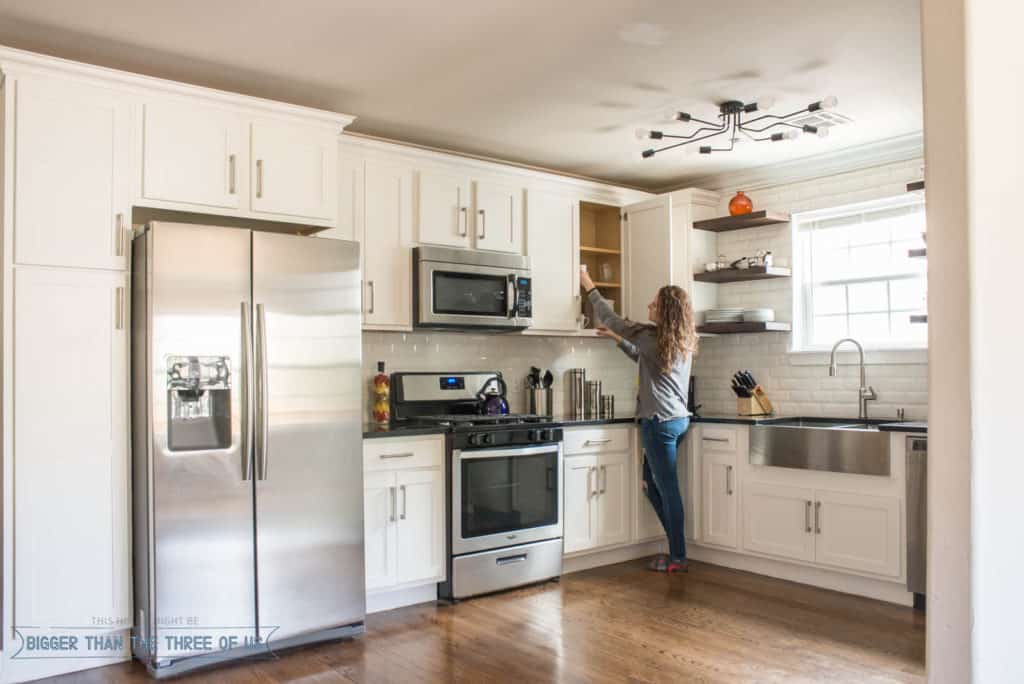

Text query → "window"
[793,195,927,351]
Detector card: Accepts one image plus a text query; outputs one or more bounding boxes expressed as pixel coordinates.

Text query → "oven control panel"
[456,426,562,450]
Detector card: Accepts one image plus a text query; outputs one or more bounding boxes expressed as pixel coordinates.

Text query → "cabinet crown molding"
[0,44,356,130]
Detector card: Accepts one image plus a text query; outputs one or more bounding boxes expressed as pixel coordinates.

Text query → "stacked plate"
[742,308,776,323]
[704,308,745,324]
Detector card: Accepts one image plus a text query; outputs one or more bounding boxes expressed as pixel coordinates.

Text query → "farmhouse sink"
[750,417,891,476]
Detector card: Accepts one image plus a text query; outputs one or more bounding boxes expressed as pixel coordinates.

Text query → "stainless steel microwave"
[414,246,532,330]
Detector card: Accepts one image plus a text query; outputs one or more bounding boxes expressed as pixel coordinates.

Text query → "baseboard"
[687,545,913,606]
[563,540,667,574]
[366,583,438,614]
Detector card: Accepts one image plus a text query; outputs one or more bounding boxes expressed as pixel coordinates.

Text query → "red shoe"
[647,556,688,573]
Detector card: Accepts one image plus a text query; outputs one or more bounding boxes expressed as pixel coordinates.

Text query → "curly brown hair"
[623,285,698,372]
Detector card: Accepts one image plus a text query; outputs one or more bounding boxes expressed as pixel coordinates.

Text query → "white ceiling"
[0,0,923,190]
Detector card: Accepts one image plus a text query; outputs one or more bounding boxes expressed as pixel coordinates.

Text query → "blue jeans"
[640,416,691,562]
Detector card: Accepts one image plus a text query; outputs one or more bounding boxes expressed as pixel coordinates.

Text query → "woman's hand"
[594,326,622,343]
[580,266,595,293]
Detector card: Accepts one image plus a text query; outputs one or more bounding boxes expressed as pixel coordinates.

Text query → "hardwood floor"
[38,559,925,683]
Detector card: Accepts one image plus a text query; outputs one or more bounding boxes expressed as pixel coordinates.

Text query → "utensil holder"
[584,380,602,419]
[568,368,586,420]
[737,385,774,416]
[528,387,554,417]
[599,395,615,420]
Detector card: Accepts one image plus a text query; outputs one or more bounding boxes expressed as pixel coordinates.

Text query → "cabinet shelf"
[693,266,791,284]
[697,321,792,335]
[580,245,621,255]
[693,210,791,233]
[593,281,621,288]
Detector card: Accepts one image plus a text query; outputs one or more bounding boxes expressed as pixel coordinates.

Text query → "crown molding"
[657,133,925,194]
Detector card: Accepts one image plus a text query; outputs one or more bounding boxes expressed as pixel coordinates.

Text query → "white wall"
[362,331,638,419]
[694,158,928,419]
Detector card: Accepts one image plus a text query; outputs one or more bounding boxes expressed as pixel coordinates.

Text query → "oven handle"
[506,275,516,318]
[454,444,561,460]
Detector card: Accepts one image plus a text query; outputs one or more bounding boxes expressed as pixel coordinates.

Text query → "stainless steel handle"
[228,154,236,194]
[506,278,515,317]
[240,302,254,481]
[496,553,528,566]
[587,467,595,498]
[584,439,612,446]
[255,303,269,480]
[815,501,822,534]
[805,500,812,533]
[114,286,125,330]
[114,213,125,257]
[368,281,375,315]
[380,452,414,460]
[703,437,730,443]
[399,484,407,520]
[459,206,468,237]
[255,159,264,198]
[478,208,486,239]
[389,486,397,522]
[726,465,734,495]
[599,465,607,494]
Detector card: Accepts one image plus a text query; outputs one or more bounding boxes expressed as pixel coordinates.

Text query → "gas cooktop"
[410,413,546,427]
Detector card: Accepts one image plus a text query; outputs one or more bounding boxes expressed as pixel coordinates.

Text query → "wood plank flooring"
[37,559,925,683]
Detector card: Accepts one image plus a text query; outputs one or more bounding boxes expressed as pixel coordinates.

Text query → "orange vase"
[729,191,753,216]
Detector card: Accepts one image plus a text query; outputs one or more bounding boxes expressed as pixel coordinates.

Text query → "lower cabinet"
[701,450,738,549]
[563,449,630,554]
[742,482,901,578]
[363,436,445,593]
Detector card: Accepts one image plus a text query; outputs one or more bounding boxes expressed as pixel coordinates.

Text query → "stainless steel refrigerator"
[130,222,364,677]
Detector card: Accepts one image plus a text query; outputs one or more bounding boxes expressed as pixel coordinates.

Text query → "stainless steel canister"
[599,395,615,420]
[568,368,586,420]
[584,380,602,419]
[528,387,554,417]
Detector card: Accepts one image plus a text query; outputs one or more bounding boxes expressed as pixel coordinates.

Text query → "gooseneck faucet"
[828,338,877,420]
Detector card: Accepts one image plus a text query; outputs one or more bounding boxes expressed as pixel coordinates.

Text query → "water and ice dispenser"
[166,355,231,451]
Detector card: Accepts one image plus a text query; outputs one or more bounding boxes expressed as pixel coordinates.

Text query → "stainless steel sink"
[750,417,891,476]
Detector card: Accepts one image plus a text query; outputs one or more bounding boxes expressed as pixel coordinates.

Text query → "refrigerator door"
[252,232,365,644]
[148,223,257,660]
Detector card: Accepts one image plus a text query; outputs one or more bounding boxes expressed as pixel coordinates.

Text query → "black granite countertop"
[877,421,928,433]
[362,423,449,439]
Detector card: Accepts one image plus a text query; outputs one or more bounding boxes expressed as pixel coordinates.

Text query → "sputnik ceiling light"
[636,96,839,158]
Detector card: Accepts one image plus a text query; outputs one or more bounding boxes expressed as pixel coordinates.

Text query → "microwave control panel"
[514,277,532,318]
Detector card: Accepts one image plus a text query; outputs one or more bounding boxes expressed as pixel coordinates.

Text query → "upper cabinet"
[526,189,578,332]
[142,99,246,210]
[362,160,415,329]
[12,74,132,270]
[250,119,338,221]
[417,169,523,254]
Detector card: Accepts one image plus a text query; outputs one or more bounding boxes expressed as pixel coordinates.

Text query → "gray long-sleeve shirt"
[588,289,692,421]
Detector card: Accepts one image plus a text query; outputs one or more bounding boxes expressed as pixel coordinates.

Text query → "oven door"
[452,444,563,555]
[418,259,529,329]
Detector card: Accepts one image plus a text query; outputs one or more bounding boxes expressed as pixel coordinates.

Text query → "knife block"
[737,385,774,416]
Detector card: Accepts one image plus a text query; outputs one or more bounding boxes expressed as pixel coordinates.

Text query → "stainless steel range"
[390,372,563,600]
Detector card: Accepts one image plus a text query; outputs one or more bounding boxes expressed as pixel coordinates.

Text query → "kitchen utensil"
[542,370,553,388]
[527,366,541,389]
[527,387,554,417]
[742,308,776,323]
[704,262,719,272]
[743,371,758,388]
[477,376,510,415]
[731,257,751,270]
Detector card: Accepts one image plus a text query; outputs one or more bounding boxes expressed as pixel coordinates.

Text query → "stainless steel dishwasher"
[906,436,927,609]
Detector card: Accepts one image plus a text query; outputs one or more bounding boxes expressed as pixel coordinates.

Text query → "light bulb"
[663,109,681,123]
[635,128,651,140]
[821,95,838,109]
[817,127,831,138]
[757,96,776,110]
[783,129,801,140]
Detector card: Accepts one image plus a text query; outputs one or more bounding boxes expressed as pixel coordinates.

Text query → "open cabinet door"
[622,195,672,322]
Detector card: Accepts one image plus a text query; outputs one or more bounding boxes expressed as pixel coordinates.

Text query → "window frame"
[791,194,927,353]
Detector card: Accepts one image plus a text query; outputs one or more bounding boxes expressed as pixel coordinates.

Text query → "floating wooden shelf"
[908,248,927,258]
[696,321,792,334]
[907,180,925,192]
[579,245,621,255]
[910,314,928,324]
[593,281,621,288]
[693,266,792,284]
[693,210,791,233]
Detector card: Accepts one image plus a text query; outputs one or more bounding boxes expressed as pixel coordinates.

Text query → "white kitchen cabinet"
[594,450,630,548]
[473,180,523,253]
[814,489,901,577]
[563,454,598,553]
[526,190,579,332]
[13,75,131,270]
[395,468,445,585]
[13,266,130,628]
[363,471,399,591]
[363,436,446,593]
[363,160,414,328]
[701,451,738,549]
[251,119,338,221]
[141,99,246,210]
[742,482,816,563]
[417,168,471,248]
